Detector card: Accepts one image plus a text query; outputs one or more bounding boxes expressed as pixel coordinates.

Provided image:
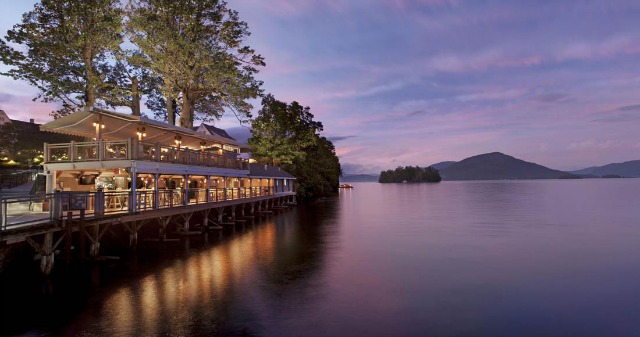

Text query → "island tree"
[126,0,264,127]
[0,0,124,118]
[379,166,442,183]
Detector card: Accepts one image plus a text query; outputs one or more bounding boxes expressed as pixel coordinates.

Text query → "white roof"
[40,108,244,149]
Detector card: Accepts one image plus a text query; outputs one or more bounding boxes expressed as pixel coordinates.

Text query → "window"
[79,174,97,185]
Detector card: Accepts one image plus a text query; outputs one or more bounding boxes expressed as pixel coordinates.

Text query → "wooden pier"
[0,190,295,275]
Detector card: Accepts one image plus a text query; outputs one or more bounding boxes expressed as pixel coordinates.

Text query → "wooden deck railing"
[44,138,249,170]
[0,170,39,190]
[0,186,288,231]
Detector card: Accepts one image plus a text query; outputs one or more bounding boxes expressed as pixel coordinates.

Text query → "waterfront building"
[0,107,296,274]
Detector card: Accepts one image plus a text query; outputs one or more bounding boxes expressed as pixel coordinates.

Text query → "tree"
[249,94,322,166]
[0,0,124,118]
[99,50,160,116]
[0,123,18,156]
[126,0,264,127]
[378,166,441,183]
[285,136,341,201]
[249,95,340,201]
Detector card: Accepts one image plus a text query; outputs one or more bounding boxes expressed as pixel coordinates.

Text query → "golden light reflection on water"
[97,220,279,336]
[140,275,159,336]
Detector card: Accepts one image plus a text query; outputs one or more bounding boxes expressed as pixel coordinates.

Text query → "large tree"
[127,0,264,127]
[0,0,124,118]
[249,94,323,166]
[249,95,341,201]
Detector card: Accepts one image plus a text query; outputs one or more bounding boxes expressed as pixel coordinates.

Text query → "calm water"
[2,179,640,337]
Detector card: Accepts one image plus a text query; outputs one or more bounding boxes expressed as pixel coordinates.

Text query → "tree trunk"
[131,76,140,116]
[166,93,175,125]
[84,45,96,107]
[180,92,194,129]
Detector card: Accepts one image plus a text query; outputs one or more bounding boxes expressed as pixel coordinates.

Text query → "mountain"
[570,160,640,178]
[225,126,252,144]
[430,161,456,170]
[440,152,578,180]
[340,174,379,182]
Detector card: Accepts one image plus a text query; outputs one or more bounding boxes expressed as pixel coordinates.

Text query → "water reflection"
[1,199,338,337]
[3,180,640,337]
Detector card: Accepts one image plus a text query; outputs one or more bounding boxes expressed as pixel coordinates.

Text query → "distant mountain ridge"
[340,174,379,182]
[430,161,456,170]
[439,152,578,181]
[570,160,640,178]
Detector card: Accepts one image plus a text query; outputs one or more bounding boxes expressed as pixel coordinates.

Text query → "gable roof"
[40,108,243,148]
[0,109,11,125]
[195,124,236,141]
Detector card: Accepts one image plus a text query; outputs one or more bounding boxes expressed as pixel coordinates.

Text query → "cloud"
[567,140,624,150]
[327,135,356,143]
[618,104,640,111]
[591,104,640,123]
[533,93,568,103]
[0,93,14,103]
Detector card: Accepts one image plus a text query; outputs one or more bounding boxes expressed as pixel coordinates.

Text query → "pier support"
[158,216,171,241]
[25,231,65,276]
[123,220,148,248]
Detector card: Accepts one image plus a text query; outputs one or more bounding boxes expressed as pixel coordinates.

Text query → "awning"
[40,108,244,149]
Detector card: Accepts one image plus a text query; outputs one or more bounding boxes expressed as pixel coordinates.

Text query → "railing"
[1,186,288,231]
[0,170,38,190]
[44,138,250,170]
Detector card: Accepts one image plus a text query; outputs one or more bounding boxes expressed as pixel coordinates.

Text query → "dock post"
[217,207,224,224]
[1,199,6,231]
[40,231,54,276]
[52,190,61,221]
[65,212,73,266]
[79,210,86,259]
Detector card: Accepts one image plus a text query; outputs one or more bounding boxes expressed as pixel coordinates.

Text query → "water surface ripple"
[2,179,640,337]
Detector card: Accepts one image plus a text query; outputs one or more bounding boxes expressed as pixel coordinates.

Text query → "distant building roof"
[0,110,11,125]
[194,123,236,141]
[249,163,296,179]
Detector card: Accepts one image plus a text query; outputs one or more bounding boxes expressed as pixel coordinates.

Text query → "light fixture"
[136,127,146,141]
[174,135,182,148]
[200,141,207,151]
[93,120,105,140]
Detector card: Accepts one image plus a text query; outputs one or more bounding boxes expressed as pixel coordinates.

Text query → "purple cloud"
[2,0,640,172]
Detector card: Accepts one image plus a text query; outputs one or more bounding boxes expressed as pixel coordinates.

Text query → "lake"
[2,179,640,337]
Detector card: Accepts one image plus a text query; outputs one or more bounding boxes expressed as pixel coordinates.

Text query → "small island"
[379,166,442,183]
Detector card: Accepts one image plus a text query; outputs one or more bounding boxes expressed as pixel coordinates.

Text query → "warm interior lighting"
[200,141,207,151]
[136,127,147,141]
[174,135,182,148]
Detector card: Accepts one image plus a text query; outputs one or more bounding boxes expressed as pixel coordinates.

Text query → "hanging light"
[174,135,182,147]
[136,127,146,141]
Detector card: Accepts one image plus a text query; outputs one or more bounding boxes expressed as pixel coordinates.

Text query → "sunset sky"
[1,0,639,173]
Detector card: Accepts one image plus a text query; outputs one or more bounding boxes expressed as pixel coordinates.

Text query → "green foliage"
[0,123,18,156]
[126,0,264,127]
[0,0,124,118]
[249,95,340,201]
[284,137,341,202]
[0,121,82,168]
[379,166,442,183]
[249,94,322,166]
